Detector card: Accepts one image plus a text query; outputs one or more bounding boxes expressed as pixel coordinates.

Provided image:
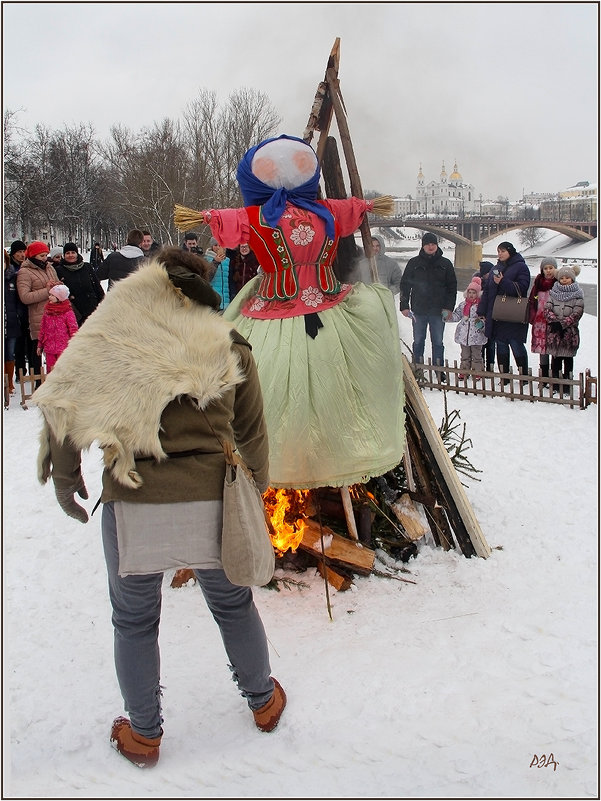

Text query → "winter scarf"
[548,281,584,303]
[236,134,336,239]
[532,274,556,294]
[42,299,72,316]
[31,259,244,490]
[463,298,478,316]
[60,255,84,271]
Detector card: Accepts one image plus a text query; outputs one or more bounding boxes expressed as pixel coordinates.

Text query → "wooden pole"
[325,67,378,282]
[340,486,359,541]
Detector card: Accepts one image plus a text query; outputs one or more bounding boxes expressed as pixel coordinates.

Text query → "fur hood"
[32,258,245,489]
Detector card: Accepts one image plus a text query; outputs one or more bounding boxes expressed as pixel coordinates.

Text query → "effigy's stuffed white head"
[251,138,318,190]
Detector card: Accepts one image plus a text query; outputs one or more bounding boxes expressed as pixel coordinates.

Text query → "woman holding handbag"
[477,241,531,382]
[30,247,286,769]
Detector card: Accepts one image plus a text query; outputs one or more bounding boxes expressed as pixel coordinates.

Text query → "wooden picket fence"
[5,363,598,412]
[414,361,597,409]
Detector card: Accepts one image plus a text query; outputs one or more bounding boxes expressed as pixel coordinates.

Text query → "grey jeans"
[102,501,274,738]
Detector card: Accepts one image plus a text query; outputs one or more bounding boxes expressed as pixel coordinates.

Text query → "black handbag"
[492,284,529,324]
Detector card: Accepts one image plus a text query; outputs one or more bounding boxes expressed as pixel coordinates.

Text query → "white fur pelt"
[32,259,244,489]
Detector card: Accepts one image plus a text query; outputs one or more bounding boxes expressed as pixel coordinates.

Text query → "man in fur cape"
[30,247,286,768]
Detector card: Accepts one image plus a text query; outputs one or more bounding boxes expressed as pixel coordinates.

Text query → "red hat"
[25,241,50,259]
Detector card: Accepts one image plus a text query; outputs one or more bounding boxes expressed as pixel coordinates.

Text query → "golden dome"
[450,161,462,181]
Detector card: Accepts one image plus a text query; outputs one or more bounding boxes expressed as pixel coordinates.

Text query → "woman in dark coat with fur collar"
[477,242,531,378]
[55,242,104,324]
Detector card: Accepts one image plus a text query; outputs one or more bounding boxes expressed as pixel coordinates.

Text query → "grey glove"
[54,479,89,524]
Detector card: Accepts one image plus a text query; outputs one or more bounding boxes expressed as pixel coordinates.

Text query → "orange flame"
[262,488,312,556]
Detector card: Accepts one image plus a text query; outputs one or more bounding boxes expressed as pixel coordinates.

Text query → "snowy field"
[2,241,598,799]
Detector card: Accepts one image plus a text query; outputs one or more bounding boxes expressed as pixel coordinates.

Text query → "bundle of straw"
[370,195,395,217]
[173,204,206,232]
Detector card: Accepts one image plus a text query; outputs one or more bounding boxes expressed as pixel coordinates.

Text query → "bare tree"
[3,109,36,240]
[48,123,101,246]
[182,87,281,210]
[518,227,544,250]
[4,88,282,247]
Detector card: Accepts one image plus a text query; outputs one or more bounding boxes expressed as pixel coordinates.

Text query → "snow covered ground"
[2,241,598,798]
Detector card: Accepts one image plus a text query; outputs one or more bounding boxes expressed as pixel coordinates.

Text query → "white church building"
[415,161,477,216]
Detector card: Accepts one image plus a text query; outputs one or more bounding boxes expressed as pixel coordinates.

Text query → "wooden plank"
[299,519,375,575]
[407,400,476,557]
[406,412,454,550]
[390,493,429,541]
[402,355,491,558]
[316,562,353,592]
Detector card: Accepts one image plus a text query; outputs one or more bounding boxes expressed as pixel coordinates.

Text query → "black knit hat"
[10,240,27,256]
[479,261,494,277]
[63,242,79,254]
[422,232,438,246]
[498,241,516,257]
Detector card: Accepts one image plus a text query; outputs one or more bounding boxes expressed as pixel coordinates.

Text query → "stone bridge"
[368,215,597,268]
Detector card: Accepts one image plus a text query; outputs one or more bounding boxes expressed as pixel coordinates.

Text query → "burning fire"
[262,487,312,555]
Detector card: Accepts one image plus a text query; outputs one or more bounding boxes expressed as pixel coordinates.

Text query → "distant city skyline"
[391,161,596,208]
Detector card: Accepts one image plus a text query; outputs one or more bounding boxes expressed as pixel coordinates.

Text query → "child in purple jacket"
[37,284,79,371]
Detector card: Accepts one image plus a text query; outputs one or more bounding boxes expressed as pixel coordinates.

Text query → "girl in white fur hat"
[544,264,584,395]
[448,276,488,380]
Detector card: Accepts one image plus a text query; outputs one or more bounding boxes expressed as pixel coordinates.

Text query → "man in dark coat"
[400,232,457,374]
[96,230,145,290]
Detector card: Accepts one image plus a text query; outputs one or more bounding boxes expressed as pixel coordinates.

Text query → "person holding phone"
[477,241,531,382]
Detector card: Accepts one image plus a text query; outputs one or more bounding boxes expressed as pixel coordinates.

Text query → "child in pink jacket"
[37,284,79,371]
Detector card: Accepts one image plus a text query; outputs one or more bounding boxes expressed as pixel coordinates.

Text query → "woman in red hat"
[16,241,59,377]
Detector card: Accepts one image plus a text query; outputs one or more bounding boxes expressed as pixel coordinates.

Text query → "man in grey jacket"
[353,235,402,295]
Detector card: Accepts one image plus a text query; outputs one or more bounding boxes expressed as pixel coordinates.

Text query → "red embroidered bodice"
[207,197,372,319]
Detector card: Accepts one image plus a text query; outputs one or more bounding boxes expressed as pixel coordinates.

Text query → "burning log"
[299,519,375,576]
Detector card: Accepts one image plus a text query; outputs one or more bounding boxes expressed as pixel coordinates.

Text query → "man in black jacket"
[96,230,144,290]
[400,232,457,374]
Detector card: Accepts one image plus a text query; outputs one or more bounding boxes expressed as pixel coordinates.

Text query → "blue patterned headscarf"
[236,134,336,239]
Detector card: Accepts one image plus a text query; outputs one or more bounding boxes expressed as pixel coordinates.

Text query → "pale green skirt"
[224,280,405,489]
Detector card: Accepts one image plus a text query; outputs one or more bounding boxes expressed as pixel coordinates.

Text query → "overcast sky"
[3,2,598,201]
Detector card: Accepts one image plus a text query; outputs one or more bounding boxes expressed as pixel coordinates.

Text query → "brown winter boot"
[110,716,162,768]
[252,677,287,732]
[4,361,15,393]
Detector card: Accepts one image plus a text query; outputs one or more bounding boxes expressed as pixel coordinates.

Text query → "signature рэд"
[530,753,559,772]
